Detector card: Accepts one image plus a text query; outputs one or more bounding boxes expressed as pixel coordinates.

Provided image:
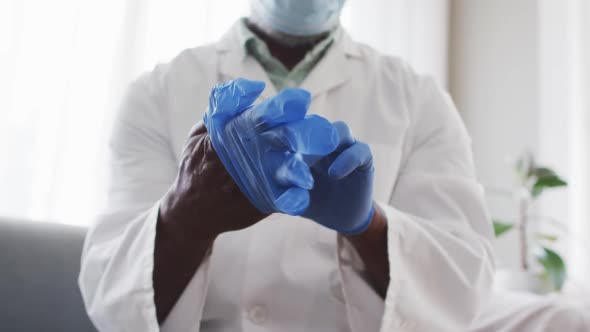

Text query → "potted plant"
[491,152,568,294]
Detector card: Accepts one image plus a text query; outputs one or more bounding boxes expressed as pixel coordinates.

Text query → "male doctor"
[79,0,497,331]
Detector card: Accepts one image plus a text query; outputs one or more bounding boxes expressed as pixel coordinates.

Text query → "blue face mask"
[250,0,347,37]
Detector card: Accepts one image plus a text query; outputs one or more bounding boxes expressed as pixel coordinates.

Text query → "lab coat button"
[248,305,268,325]
[399,320,417,329]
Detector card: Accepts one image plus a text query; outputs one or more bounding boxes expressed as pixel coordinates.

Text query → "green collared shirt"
[237,19,335,91]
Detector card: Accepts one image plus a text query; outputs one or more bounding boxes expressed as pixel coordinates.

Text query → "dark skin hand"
[153,24,390,324]
[154,122,268,323]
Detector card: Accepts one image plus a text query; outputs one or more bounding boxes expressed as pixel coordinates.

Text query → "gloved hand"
[204,78,339,215]
[302,121,375,235]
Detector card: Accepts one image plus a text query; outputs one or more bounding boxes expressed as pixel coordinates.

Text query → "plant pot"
[495,269,554,295]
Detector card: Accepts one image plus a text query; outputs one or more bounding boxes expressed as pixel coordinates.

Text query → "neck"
[246,18,329,70]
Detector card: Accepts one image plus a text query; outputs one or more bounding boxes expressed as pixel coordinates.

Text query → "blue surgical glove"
[302,121,375,235]
[204,78,339,215]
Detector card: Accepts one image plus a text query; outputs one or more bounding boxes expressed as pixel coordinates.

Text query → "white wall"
[537,0,577,271]
[342,0,450,86]
[449,0,541,269]
[450,0,584,278]
[566,0,590,285]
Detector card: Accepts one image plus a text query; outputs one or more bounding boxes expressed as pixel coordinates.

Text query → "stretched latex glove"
[302,121,375,235]
[204,78,339,215]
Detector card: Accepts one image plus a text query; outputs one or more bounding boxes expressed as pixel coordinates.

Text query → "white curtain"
[342,0,449,86]
[537,0,590,287]
[0,0,449,225]
[568,0,590,287]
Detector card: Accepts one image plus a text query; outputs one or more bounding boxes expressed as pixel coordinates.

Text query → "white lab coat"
[470,290,590,332]
[79,22,496,332]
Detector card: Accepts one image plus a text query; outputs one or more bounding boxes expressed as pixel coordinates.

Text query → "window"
[1,0,450,225]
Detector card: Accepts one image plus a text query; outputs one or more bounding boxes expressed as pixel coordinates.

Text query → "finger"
[208,78,266,122]
[286,115,339,155]
[187,120,207,138]
[302,120,353,167]
[261,115,339,155]
[333,121,355,150]
[248,88,311,132]
[274,153,314,190]
[274,187,310,216]
[327,141,373,180]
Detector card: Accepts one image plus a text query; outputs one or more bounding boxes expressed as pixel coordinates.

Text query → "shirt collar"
[236,18,337,62]
[216,19,361,59]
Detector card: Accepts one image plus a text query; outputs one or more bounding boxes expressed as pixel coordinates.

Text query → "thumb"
[206,78,266,126]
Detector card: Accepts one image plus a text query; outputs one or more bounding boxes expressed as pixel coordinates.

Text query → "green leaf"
[537,233,558,242]
[536,247,567,291]
[531,167,557,179]
[493,220,514,237]
[531,175,568,198]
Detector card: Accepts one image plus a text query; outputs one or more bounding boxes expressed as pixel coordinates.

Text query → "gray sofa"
[0,218,97,332]
[1,218,587,332]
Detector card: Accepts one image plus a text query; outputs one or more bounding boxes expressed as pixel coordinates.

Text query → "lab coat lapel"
[215,23,278,98]
[216,23,361,99]
[299,30,359,98]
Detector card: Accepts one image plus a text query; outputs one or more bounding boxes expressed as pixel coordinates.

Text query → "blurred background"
[1,0,588,291]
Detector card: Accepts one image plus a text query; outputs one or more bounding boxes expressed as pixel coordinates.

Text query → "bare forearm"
[153,207,216,324]
[151,122,267,324]
[344,203,390,298]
